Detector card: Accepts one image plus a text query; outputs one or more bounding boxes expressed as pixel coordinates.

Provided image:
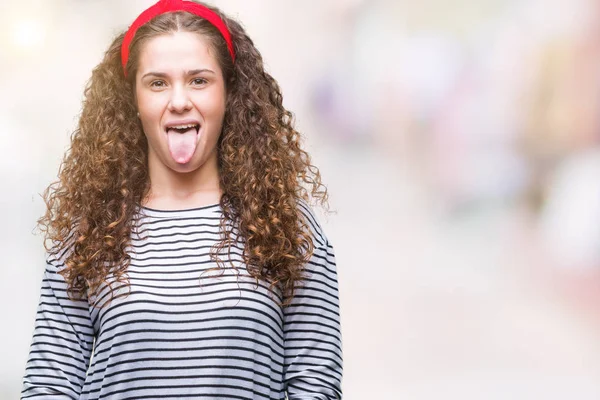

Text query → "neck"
[144,149,222,209]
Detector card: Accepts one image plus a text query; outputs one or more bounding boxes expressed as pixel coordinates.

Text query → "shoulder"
[293,199,339,295]
[44,227,79,275]
[296,197,329,249]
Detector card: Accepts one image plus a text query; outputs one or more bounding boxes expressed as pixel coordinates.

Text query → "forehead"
[137,31,220,74]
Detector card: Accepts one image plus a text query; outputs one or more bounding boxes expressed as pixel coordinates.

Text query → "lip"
[164,118,201,131]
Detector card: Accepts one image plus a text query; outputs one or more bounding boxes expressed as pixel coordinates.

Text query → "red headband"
[121,0,235,76]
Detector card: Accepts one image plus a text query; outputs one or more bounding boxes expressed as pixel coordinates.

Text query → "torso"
[81,204,286,399]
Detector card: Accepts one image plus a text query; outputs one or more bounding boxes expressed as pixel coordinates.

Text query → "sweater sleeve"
[283,235,344,399]
[21,257,95,399]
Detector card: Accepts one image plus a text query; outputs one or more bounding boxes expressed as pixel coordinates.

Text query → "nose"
[168,85,192,113]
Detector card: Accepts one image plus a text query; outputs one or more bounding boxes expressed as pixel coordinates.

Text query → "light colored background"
[3,0,600,399]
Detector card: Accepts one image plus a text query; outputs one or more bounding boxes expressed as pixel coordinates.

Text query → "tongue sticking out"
[166,127,198,164]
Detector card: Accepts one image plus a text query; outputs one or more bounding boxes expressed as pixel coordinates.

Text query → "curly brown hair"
[38,1,329,307]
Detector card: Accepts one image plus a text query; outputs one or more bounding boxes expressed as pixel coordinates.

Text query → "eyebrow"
[141,69,216,79]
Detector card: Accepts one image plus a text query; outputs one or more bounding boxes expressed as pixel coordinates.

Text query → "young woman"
[21,0,343,399]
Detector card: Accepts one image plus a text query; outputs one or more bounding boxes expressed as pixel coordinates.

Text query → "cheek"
[137,96,155,115]
[199,87,227,118]
[136,87,163,114]
[138,101,164,131]
[138,109,163,141]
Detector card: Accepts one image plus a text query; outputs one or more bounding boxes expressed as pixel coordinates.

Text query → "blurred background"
[2,0,600,398]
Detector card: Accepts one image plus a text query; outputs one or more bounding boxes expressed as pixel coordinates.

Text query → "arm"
[21,257,95,399]
[283,237,343,399]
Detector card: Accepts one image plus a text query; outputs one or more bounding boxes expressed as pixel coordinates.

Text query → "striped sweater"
[21,202,343,399]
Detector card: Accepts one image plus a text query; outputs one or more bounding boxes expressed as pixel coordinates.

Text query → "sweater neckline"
[137,203,221,219]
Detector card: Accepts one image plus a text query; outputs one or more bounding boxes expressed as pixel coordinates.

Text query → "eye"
[192,78,208,85]
[150,80,166,88]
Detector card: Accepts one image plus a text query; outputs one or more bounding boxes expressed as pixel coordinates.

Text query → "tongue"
[166,128,198,164]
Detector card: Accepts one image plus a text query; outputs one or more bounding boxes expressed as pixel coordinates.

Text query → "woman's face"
[134,31,226,175]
